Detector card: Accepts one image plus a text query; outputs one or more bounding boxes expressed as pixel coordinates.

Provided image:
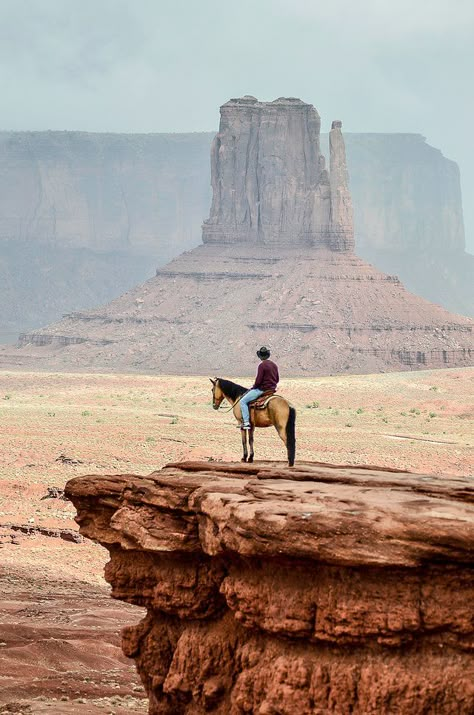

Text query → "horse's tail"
[286,406,296,467]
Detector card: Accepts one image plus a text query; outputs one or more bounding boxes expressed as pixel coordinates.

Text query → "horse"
[210,378,296,466]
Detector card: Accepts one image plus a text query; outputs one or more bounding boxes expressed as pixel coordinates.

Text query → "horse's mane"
[217,378,248,401]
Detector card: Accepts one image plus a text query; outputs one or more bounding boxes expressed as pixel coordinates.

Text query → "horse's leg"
[248,427,255,463]
[241,427,248,462]
[270,403,296,467]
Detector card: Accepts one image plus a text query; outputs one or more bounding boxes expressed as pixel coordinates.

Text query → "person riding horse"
[210,348,295,465]
[239,346,279,430]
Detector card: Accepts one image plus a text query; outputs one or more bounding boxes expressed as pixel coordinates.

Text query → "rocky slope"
[0,121,472,341]
[5,98,473,376]
[5,243,472,375]
[65,459,474,714]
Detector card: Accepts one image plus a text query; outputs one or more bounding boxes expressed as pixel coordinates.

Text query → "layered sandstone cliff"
[65,460,474,714]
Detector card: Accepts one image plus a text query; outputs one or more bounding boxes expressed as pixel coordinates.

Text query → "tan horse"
[210,378,296,466]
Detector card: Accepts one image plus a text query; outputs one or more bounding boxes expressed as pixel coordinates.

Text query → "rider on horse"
[240,346,279,430]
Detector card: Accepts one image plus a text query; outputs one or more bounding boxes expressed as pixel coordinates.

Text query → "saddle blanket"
[249,391,280,409]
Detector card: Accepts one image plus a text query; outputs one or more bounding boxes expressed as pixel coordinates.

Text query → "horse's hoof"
[248,456,254,463]
[241,457,247,463]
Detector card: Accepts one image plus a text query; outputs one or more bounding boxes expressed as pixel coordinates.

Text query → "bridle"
[211,380,224,410]
[211,379,248,413]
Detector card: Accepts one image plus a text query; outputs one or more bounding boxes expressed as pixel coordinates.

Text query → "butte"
[7,96,473,376]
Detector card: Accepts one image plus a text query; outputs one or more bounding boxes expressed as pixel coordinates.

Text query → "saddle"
[249,390,277,410]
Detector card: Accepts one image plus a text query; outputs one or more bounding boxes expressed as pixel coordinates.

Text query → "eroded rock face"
[65,460,474,714]
[203,97,354,251]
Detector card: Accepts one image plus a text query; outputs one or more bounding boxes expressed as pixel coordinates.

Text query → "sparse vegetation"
[0,369,471,494]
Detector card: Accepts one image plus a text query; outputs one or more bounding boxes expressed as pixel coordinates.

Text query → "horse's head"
[210,378,224,410]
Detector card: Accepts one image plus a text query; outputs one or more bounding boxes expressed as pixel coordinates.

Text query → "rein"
[217,390,249,412]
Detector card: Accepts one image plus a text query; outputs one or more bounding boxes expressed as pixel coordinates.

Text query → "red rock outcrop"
[65,460,474,714]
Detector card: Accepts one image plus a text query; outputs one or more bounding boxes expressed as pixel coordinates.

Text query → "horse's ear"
[209,378,217,385]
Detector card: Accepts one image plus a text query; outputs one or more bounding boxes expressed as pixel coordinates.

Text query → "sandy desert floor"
[0,367,473,713]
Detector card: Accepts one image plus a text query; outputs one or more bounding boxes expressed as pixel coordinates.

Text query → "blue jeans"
[240,388,264,425]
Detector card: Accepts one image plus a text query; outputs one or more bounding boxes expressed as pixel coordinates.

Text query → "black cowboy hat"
[256,346,271,359]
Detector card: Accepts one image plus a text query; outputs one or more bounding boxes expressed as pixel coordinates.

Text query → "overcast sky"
[1,0,473,251]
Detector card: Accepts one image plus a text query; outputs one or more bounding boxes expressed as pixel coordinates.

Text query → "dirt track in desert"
[0,367,473,713]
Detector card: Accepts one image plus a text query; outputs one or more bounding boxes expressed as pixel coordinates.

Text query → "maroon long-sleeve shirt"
[252,359,279,391]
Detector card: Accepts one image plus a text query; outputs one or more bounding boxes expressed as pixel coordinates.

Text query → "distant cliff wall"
[0,130,212,338]
[0,131,211,254]
[343,133,473,317]
[0,128,471,340]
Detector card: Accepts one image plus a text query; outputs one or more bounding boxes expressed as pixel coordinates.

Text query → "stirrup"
[240,423,251,430]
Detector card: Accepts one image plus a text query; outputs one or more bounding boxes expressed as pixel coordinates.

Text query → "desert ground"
[0,367,473,714]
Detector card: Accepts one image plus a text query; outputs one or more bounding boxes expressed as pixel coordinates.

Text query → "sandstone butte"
[65,459,474,714]
[5,96,473,376]
[1,124,472,336]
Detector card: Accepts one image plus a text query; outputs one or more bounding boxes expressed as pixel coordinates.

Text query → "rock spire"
[329,120,355,250]
[202,96,354,250]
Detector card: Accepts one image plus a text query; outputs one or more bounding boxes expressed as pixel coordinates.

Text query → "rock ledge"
[66,460,474,714]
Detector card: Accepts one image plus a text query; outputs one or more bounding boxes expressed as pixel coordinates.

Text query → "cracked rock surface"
[66,459,474,714]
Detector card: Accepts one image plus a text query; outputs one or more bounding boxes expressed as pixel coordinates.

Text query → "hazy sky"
[1,0,473,251]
